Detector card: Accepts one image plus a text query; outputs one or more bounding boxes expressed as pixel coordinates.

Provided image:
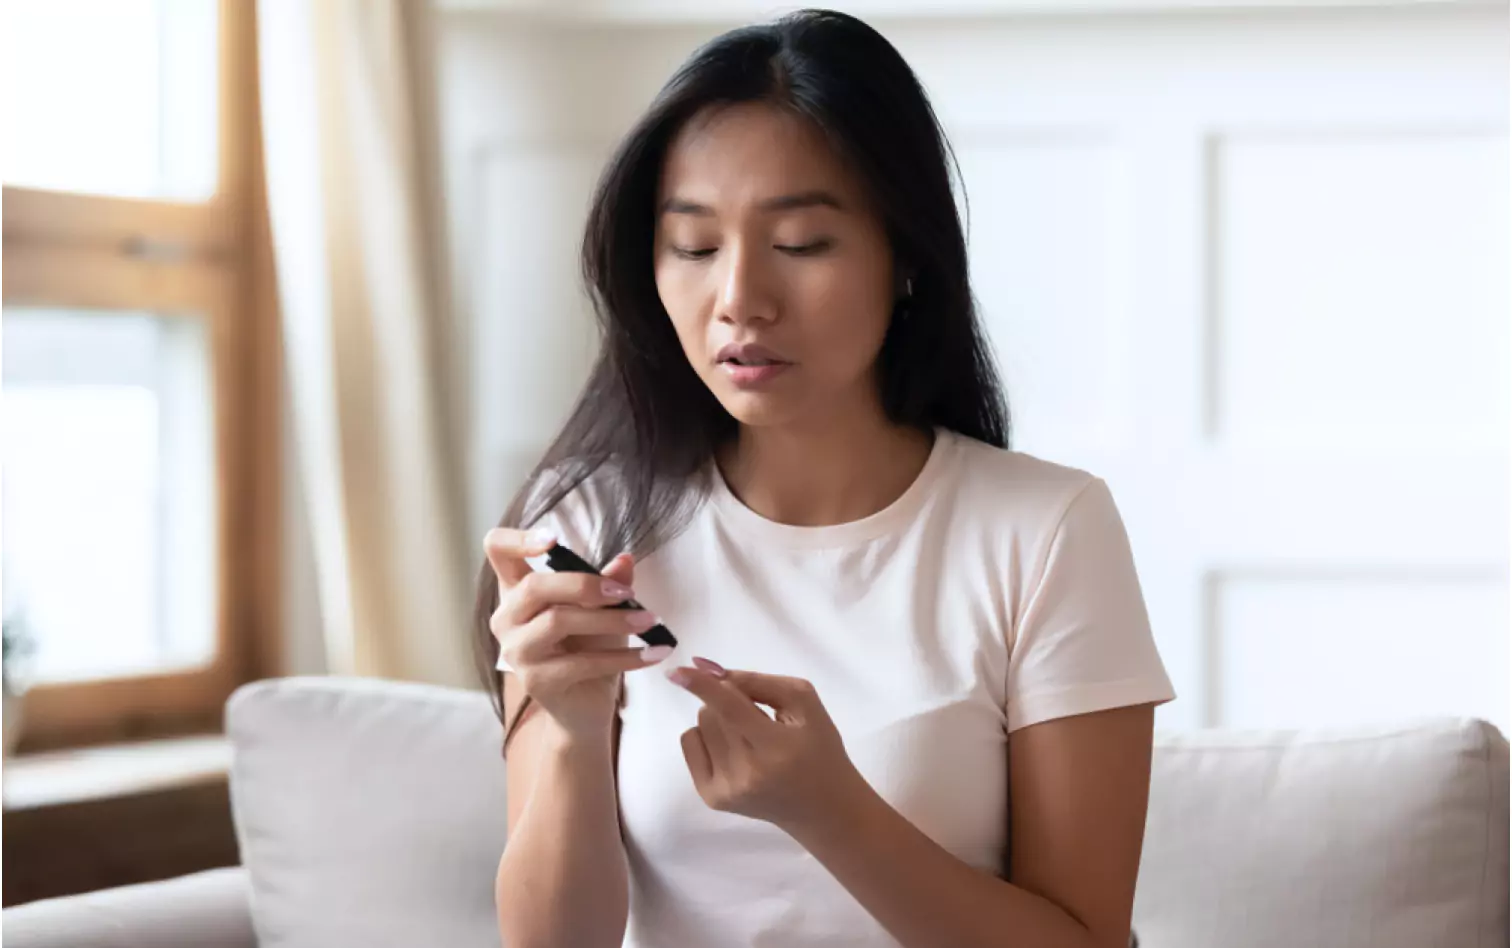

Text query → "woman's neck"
[718,415,934,528]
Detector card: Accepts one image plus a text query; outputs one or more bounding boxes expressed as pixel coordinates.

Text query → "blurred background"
[0,0,1506,909]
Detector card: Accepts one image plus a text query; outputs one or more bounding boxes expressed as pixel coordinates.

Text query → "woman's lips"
[719,361,792,387]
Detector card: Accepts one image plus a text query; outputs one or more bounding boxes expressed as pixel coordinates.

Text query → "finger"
[667,667,773,740]
[567,618,633,654]
[600,552,635,590]
[501,569,636,627]
[511,644,672,697]
[483,526,557,591]
[680,726,715,792]
[585,555,636,655]
[509,607,659,664]
[543,644,675,684]
[718,669,822,718]
[697,705,739,768]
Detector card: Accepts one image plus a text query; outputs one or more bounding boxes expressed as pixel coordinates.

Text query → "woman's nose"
[716,245,778,326]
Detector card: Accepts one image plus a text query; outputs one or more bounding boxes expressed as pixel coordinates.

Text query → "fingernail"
[640,645,674,664]
[602,580,633,600]
[529,528,557,547]
[666,666,693,686]
[624,611,658,632]
[691,656,727,678]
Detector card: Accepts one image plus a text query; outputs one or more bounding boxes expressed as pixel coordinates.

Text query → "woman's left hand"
[667,658,866,833]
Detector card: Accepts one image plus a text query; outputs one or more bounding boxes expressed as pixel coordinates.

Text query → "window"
[5,309,217,683]
[2,0,219,201]
[2,0,279,751]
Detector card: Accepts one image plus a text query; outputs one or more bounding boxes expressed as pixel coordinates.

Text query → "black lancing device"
[543,544,678,650]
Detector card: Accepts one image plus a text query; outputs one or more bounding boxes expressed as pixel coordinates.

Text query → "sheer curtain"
[256,0,473,686]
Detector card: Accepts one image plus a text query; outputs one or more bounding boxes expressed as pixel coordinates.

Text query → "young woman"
[477,9,1174,948]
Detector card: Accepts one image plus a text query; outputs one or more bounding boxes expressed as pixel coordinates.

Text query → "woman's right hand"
[484,528,674,740]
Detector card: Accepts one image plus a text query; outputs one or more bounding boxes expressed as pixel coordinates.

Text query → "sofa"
[4,676,1507,947]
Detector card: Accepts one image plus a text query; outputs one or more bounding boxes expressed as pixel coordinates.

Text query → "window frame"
[2,0,281,752]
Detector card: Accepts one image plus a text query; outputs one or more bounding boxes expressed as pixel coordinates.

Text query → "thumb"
[721,670,821,718]
[600,552,636,589]
[483,526,549,592]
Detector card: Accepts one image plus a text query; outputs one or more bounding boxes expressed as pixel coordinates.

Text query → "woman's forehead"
[658,103,861,213]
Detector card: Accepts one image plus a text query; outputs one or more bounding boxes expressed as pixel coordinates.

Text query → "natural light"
[2,310,218,685]
[0,0,218,199]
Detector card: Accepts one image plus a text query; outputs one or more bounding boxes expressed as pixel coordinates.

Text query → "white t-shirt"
[527,428,1176,948]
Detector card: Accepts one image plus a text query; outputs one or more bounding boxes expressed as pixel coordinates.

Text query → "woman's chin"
[716,390,807,429]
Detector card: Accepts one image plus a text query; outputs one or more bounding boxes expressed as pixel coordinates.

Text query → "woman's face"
[654,103,897,432]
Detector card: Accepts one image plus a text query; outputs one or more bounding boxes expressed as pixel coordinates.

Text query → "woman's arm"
[669,663,1156,948]
[495,680,629,948]
[789,703,1156,948]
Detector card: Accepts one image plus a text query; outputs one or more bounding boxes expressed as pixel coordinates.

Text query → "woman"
[477,9,1174,948]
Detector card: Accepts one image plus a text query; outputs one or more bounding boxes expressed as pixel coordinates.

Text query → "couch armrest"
[1,867,256,948]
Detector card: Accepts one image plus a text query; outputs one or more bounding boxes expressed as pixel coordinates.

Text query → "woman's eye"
[672,246,716,260]
[776,239,833,257]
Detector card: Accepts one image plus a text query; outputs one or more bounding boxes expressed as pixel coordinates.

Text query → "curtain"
[256,0,473,686]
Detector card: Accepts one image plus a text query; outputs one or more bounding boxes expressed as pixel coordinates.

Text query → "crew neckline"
[708,427,958,550]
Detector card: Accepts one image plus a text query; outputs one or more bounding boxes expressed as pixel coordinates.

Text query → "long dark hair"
[474,8,1010,752]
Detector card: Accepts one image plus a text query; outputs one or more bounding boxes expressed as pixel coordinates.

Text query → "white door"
[920,5,1510,730]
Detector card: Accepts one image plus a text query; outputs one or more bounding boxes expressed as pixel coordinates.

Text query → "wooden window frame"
[2,0,281,752]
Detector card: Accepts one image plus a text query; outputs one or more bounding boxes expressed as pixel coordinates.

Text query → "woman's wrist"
[777,763,877,846]
[539,715,617,763]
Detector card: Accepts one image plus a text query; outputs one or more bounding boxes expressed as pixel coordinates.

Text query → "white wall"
[438,17,716,524]
[436,1,1509,731]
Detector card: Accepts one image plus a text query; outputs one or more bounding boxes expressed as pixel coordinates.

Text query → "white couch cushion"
[1135,717,1509,948]
[1,867,256,948]
[227,677,507,948]
[228,677,1507,947]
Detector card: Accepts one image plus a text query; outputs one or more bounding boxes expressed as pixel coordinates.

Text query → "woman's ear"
[895,268,916,301]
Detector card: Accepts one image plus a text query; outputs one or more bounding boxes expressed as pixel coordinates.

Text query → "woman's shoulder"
[523,457,705,559]
[947,430,1100,499]
[942,431,1113,537]
[519,458,627,549]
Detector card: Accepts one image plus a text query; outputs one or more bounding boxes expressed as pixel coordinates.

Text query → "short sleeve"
[528,482,600,559]
[1004,477,1176,733]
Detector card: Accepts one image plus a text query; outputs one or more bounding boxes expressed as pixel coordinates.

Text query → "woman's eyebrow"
[658,190,846,216]
[758,190,845,212]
